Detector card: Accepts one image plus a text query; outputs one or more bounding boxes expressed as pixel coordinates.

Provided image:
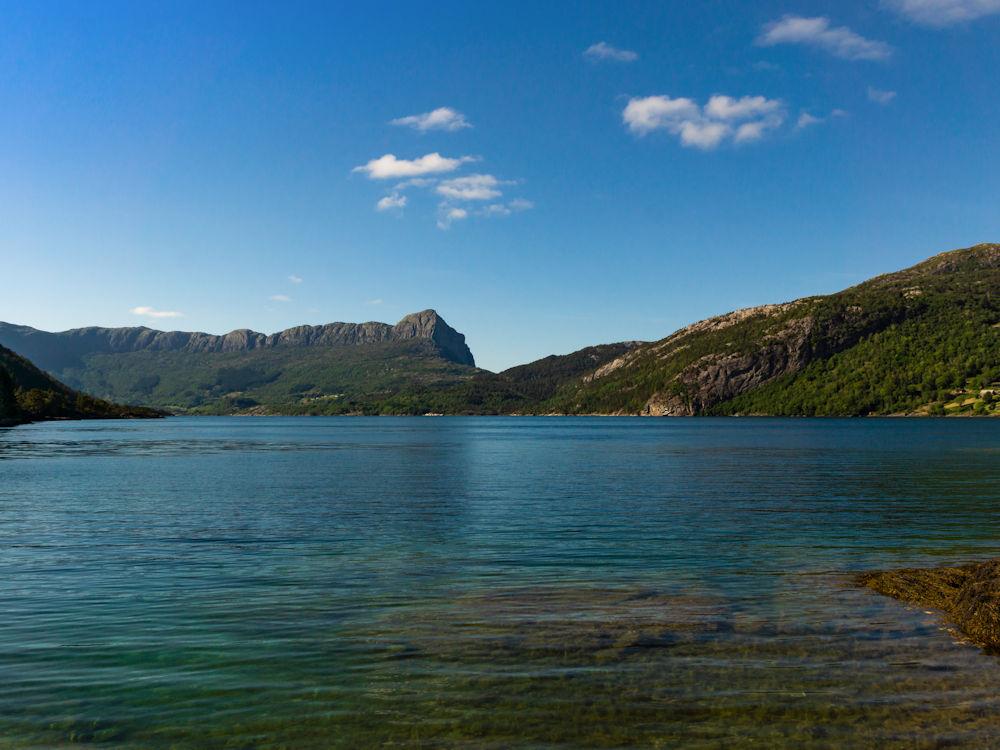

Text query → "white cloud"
[270,294,292,303]
[868,86,897,104]
[436,174,502,201]
[353,153,474,179]
[705,95,782,120]
[288,275,303,284]
[437,207,469,230]
[733,120,773,143]
[796,112,823,129]
[131,306,183,319]
[366,298,383,305]
[481,204,512,217]
[623,94,785,149]
[796,109,849,129]
[479,199,534,218]
[584,41,638,62]
[757,16,893,60]
[682,121,732,148]
[883,0,1000,25]
[376,193,408,212]
[623,96,700,135]
[390,107,471,132]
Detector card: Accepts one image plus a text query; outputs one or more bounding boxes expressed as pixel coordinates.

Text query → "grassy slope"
[542,243,1000,416]
[386,342,640,415]
[57,339,477,415]
[11,243,997,418]
[715,245,999,416]
[52,334,637,416]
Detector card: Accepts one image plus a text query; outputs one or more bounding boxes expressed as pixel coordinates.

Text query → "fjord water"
[2,418,999,748]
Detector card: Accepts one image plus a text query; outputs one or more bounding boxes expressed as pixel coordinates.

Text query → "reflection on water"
[1,417,999,748]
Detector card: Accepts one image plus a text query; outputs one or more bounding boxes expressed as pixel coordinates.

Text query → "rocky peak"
[0,309,477,372]
[392,310,475,367]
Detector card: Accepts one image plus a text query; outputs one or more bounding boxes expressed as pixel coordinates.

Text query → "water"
[1,417,999,748]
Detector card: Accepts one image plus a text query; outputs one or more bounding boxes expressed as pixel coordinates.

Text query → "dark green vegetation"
[0,310,479,415]
[859,558,1000,652]
[0,344,162,425]
[369,342,639,415]
[1,244,997,416]
[545,242,1000,416]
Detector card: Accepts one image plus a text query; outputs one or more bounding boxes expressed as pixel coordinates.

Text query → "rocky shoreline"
[858,558,1000,652]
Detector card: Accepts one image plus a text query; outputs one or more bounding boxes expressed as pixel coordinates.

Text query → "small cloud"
[478,199,534,218]
[624,95,700,135]
[705,95,783,121]
[796,112,823,129]
[353,153,475,180]
[366,298,383,305]
[288,275,303,284]
[796,108,850,130]
[883,0,1000,26]
[481,204,511,217]
[376,193,408,212]
[270,294,292,303]
[623,94,785,149]
[733,120,772,143]
[390,107,471,132]
[131,306,183,319]
[753,60,781,72]
[757,15,893,61]
[436,174,503,201]
[436,206,469,230]
[583,41,638,62]
[682,121,731,148]
[868,86,897,104]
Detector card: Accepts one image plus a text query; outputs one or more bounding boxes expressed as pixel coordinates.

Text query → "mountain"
[0,310,477,415]
[538,243,1000,416]
[3,245,997,417]
[0,344,162,425]
[385,342,643,415]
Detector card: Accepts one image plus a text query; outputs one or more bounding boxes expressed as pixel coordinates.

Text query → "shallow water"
[1,417,999,748]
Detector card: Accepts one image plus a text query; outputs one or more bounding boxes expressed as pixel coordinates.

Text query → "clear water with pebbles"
[1,416,999,748]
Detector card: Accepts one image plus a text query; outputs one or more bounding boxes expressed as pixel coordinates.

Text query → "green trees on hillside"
[0,366,18,420]
[712,293,999,416]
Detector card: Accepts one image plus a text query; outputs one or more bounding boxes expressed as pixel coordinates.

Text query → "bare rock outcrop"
[642,316,816,415]
[0,310,475,371]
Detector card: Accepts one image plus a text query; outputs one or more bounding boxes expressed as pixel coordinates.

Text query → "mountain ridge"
[1,244,996,417]
[0,308,475,371]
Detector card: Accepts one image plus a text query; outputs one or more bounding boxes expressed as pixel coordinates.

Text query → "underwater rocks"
[858,558,1000,652]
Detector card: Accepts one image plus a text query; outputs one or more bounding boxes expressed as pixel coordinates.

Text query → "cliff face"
[0,309,475,370]
[391,310,476,367]
[547,243,1000,416]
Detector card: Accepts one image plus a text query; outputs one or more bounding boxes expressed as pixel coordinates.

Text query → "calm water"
[2,417,999,748]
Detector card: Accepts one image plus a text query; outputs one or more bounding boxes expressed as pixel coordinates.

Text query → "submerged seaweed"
[859,558,1000,652]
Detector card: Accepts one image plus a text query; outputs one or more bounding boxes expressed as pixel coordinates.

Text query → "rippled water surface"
[2,417,999,748]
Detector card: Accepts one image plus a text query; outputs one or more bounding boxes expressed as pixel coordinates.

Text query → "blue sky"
[1,1,998,370]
